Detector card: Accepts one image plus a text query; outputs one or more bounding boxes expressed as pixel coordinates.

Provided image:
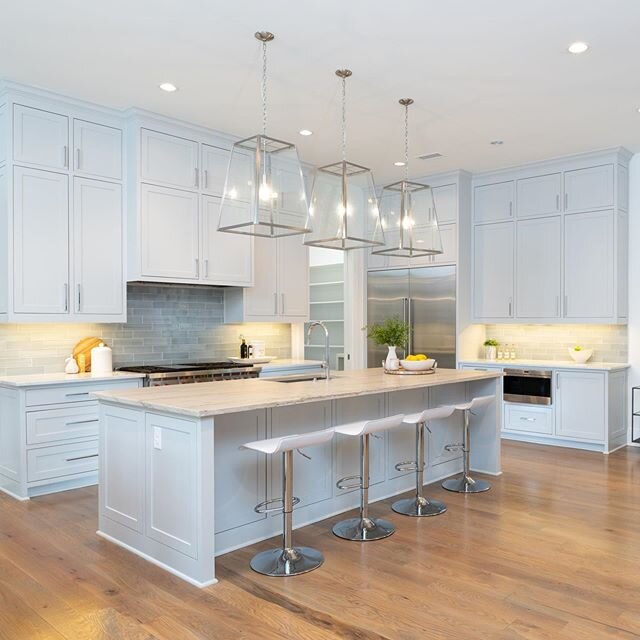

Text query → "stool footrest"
[394,460,422,473]
[444,443,464,452]
[254,496,301,514]
[336,474,362,491]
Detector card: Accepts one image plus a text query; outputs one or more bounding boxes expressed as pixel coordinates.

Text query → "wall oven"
[503,369,553,405]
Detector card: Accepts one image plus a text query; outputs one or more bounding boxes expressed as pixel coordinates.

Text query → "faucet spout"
[306,321,331,380]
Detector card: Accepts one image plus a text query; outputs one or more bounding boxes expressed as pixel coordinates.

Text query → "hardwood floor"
[1,441,639,639]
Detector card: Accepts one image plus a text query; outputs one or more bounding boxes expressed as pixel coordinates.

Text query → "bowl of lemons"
[568,346,593,364]
[400,354,436,371]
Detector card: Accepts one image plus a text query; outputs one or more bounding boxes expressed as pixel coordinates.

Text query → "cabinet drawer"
[24,381,138,407]
[26,405,99,445]
[504,404,553,435]
[27,440,98,482]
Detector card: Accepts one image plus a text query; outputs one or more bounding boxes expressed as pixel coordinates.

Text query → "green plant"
[364,317,409,347]
[483,339,499,347]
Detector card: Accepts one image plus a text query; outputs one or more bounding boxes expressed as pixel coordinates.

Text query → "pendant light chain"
[404,101,410,180]
[261,39,268,136]
[341,73,347,162]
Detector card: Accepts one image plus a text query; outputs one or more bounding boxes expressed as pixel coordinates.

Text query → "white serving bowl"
[400,358,436,371]
[567,348,593,364]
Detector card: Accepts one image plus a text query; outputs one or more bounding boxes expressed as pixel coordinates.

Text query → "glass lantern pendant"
[372,98,443,258]
[304,69,384,251]
[218,32,312,238]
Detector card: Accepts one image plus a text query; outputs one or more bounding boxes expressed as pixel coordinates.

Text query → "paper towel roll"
[91,343,113,375]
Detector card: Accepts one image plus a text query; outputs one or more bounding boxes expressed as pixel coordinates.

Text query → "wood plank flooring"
[1,441,639,639]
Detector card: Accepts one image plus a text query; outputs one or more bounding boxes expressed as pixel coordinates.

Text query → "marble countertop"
[95,367,501,418]
[459,358,629,372]
[0,371,146,387]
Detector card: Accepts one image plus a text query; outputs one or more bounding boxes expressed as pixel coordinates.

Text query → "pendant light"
[304,69,384,250]
[218,32,311,238]
[372,99,442,258]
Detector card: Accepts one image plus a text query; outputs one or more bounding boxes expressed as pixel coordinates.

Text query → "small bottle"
[240,335,248,359]
[248,344,254,358]
[510,344,516,359]
[497,345,504,360]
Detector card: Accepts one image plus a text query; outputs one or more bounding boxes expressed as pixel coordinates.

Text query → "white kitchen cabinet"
[555,371,606,441]
[473,221,514,319]
[13,104,69,170]
[564,164,614,213]
[564,210,613,319]
[516,216,561,319]
[13,167,69,314]
[504,404,554,436]
[140,128,198,190]
[243,237,279,317]
[201,143,229,195]
[73,119,122,180]
[278,234,309,316]
[73,178,124,316]
[201,195,252,286]
[432,183,457,223]
[516,173,561,218]
[432,223,457,265]
[140,183,199,280]
[474,181,514,223]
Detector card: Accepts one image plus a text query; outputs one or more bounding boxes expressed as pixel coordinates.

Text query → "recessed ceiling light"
[394,161,406,167]
[159,83,178,93]
[490,140,504,145]
[568,42,589,54]
[299,129,313,136]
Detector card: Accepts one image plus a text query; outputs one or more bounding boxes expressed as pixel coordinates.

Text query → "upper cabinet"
[0,91,126,323]
[472,150,629,324]
[473,180,513,223]
[432,183,457,223]
[13,104,69,170]
[140,129,199,190]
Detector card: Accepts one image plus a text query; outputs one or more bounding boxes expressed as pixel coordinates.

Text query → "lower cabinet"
[555,370,605,441]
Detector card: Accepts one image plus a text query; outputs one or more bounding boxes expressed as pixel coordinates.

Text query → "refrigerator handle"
[402,297,409,357]
[407,297,413,356]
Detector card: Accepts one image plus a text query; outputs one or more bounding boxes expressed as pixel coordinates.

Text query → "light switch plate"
[153,427,162,450]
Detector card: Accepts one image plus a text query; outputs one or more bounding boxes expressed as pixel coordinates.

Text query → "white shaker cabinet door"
[13,104,69,170]
[140,184,199,280]
[201,143,230,196]
[140,129,198,190]
[564,164,614,213]
[474,181,514,223]
[516,216,561,318]
[555,371,605,442]
[73,178,123,315]
[13,167,69,314]
[563,210,614,319]
[516,173,561,218]
[473,221,514,319]
[278,234,308,318]
[201,195,252,286]
[432,183,457,223]
[245,236,278,317]
[73,119,122,180]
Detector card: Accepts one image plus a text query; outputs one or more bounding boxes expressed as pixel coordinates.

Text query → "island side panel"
[467,376,503,475]
[0,387,26,499]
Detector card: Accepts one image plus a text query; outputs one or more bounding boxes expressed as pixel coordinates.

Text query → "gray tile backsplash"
[0,284,292,376]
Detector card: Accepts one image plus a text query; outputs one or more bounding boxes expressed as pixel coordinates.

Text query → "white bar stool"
[392,405,456,517]
[333,414,405,542]
[442,395,495,494]
[242,428,335,577]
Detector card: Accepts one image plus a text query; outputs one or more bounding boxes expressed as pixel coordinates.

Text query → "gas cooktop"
[117,361,260,386]
[118,361,255,374]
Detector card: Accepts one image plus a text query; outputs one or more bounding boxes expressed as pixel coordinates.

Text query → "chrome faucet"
[306,321,330,380]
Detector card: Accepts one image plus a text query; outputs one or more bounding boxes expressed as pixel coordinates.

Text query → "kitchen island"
[95,367,502,587]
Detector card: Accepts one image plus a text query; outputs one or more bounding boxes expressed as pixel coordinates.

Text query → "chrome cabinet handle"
[564,193,568,209]
[63,145,69,168]
[65,419,99,426]
[556,296,560,316]
[564,295,568,315]
[204,169,209,190]
[281,293,285,315]
[204,259,209,278]
[65,453,98,462]
[274,292,278,315]
[195,258,199,278]
[519,417,536,422]
[65,392,91,397]
[76,148,81,170]
[508,298,512,317]
[63,283,69,312]
[194,168,199,188]
[556,375,560,390]
[77,284,81,312]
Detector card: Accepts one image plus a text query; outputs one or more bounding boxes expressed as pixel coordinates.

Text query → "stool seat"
[403,405,455,426]
[451,394,495,413]
[243,429,335,455]
[333,414,405,437]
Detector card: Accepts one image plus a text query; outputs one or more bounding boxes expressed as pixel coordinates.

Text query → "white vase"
[485,346,497,360]
[385,345,400,370]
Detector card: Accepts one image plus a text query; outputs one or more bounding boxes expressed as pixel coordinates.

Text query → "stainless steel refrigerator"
[367,266,456,369]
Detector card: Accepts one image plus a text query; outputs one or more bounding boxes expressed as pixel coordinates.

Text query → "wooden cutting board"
[73,337,103,372]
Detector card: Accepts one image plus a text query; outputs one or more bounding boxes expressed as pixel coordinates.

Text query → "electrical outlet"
[153,427,162,450]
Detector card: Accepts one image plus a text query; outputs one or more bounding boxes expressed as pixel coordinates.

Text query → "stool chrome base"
[332,516,395,541]
[392,496,447,517]
[442,475,491,494]
[250,546,324,577]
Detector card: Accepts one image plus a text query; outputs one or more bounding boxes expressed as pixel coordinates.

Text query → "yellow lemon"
[416,354,427,361]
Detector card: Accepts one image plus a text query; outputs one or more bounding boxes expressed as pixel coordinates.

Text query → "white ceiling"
[2,0,639,181]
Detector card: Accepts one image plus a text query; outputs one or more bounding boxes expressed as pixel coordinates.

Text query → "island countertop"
[94,367,502,418]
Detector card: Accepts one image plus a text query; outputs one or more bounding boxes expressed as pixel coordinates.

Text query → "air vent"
[418,152,444,161]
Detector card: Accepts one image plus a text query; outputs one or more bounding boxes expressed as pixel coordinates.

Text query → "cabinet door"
[201,143,230,196]
[432,183,457,223]
[13,105,69,170]
[564,164,614,212]
[474,181,514,223]
[564,210,613,319]
[516,217,561,318]
[556,371,605,441]
[140,184,199,279]
[245,236,278,317]
[73,178,123,315]
[13,167,69,314]
[73,119,122,180]
[432,223,457,265]
[516,173,561,218]
[473,221,514,319]
[278,234,308,318]
[201,195,252,285]
[140,129,198,190]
